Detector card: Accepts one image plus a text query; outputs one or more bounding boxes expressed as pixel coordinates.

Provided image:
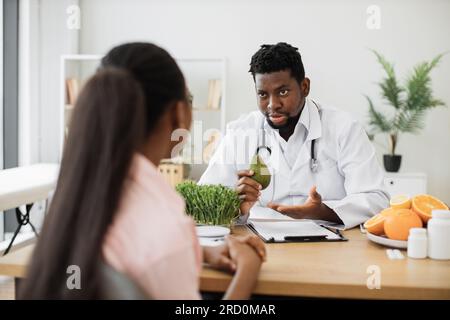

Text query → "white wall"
[20,0,80,165]
[19,0,40,166]
[33,0,450,202]
[0,0,4,239]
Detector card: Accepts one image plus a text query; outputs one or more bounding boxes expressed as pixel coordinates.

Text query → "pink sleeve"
[138,245,202,300]
[188,218,203,274]
[102,154,205,299]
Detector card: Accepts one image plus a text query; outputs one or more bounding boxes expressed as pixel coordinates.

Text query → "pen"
[284,235,327,242]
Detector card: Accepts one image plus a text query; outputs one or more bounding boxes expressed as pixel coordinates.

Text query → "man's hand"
[267,186,342,223]
[236,170,262,215]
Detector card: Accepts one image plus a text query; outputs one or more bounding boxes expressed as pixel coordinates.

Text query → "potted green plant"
[175,181,240,227]
[366,50,446,172]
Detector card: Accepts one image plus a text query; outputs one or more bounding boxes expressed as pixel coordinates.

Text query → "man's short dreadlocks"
[249,42,305,83]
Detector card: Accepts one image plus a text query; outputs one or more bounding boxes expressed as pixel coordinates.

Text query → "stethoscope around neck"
[256,100,321,173]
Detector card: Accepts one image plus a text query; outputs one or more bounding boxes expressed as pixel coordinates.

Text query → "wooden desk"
[200,226,450,299]
[1,228,449,299]
[0,244,34,278]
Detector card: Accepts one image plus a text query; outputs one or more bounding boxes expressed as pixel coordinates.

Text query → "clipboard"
[246,220,347,243]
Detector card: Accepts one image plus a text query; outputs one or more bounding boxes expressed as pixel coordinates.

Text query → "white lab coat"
[198,98,389,229]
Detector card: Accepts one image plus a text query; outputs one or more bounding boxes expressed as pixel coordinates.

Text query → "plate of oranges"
[363,194,449,248]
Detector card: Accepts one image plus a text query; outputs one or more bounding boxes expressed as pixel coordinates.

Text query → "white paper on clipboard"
[249,206,346,231]
[247,220,342,242]
[249,206,294,220]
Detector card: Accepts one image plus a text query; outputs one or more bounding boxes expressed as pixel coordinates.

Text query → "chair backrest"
[98,261,149,300]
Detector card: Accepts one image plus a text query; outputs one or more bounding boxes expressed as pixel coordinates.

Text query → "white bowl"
[366,231,407,249]
[196,225,230,238]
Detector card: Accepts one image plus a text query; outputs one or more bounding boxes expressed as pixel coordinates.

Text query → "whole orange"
[384,209,423,241]
[380,207,397,217]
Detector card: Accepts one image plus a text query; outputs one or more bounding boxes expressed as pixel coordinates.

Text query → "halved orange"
[412,194,449,223]
[364,213,386,235]
[380,207,397,217]
[384,209,423,241]
[390,194,411,209]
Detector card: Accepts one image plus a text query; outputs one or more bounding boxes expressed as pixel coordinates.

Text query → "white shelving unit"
[177,58,226,133]
[59,55,227,181]
[59,54,103,160]
[176,58,227,180]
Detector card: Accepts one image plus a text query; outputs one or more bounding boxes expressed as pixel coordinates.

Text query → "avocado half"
[249,154,271,190]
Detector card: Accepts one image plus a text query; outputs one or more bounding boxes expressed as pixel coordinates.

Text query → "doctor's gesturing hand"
[268,186,343,224]
[236,169,262,215]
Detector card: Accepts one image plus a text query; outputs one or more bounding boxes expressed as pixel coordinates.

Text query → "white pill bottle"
[427,210,450,260]
[407,228,427,259]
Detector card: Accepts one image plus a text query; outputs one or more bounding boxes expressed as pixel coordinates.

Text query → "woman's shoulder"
[102,154,198,277]
[112,168,192,246]
[103,193,197,279]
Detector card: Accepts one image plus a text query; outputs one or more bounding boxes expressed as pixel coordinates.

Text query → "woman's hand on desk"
[267,186,343,224]
[222,236,263,299]
[226,236,264,268]
[202,234,266,272]
[232,234,266,262]
[203,243,237,272]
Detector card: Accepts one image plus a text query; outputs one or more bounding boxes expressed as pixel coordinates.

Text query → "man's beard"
[265,112,301,130]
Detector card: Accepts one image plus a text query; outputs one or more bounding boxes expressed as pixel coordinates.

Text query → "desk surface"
[1,227,449,299]
[0,243,34,278]
[201,226,450,299]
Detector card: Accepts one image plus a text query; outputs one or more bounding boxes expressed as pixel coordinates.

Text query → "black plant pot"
[383,154,402,172]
